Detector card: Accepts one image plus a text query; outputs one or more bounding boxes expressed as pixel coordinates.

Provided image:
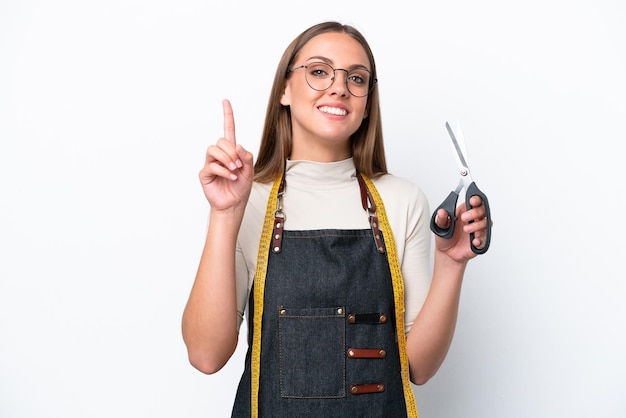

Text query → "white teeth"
[319,106,347,116]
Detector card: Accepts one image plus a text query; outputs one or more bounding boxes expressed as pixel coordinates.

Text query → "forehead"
[297,32,370,67]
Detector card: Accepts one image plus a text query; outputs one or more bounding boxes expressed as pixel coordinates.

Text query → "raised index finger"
[222,99,236,145]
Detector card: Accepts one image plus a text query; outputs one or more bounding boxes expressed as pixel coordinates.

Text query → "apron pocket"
[278,306,346,398]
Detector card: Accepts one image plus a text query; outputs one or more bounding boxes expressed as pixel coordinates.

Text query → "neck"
[290,137,351,162]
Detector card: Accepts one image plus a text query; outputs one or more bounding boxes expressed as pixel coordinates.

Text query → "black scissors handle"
[430,181,492,254]
[430,189,459,239]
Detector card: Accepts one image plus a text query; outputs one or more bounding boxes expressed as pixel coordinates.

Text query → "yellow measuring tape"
[249,174,418,418]
[250,176,281,418]
[362,174,419,418]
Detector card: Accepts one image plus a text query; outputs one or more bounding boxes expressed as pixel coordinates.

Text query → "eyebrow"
[305,55,370,71]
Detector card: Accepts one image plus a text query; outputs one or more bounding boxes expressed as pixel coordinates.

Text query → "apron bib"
[232,172,418,418]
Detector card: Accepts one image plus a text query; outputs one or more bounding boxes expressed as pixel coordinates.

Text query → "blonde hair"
[253,21,387,183]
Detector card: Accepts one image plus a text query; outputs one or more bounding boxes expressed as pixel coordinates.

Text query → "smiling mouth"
[318,106,347,116]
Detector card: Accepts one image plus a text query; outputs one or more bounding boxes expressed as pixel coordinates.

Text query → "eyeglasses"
[287,62,377,98]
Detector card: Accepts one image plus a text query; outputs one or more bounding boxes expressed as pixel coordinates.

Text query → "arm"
[182,99,254,374]
[406,195,489,385]
[182,208,245,374]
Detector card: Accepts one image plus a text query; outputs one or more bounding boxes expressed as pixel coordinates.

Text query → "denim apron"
[232,172,418,418]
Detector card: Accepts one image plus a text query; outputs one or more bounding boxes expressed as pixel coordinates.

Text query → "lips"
[318,105,347,116]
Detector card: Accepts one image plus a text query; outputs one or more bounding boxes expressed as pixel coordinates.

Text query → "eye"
[348,74,364,85]
[348,70,369,86]
[307,63,332,78]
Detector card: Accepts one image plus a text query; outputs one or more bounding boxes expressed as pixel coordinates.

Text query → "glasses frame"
[287,62,377,98]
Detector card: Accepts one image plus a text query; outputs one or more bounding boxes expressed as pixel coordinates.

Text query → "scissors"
[430,121,492,254]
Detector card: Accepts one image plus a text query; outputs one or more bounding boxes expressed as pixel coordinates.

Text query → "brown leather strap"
[271,173,286,254]
[356,172,385,254]
[347,348,387,359]
[271,216,284,254]
[357,172,371,212]
[350,383,385,395]
[356,171,375,213]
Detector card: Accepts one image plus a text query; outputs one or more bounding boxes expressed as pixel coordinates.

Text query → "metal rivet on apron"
[348,349,355,358]
[377,384,384,392]
[379,349,386,357]
[274,246,280,252]
[379,314,387,323]
[279,309,286,315]
[276,222,282,229]
[350,386,358,394]
[337,308,343,315]
[274,234,281,240]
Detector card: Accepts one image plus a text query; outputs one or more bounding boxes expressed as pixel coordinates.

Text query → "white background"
[1,1,625,417]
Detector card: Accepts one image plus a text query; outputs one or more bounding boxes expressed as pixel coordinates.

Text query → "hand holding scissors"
[430,121,492,254]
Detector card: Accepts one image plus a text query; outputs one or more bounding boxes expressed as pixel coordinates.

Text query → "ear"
[280,84,291,106]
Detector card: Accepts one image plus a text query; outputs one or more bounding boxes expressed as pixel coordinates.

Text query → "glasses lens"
[303,62,373,97]
[346,68,371,97]
[304,62,334,91]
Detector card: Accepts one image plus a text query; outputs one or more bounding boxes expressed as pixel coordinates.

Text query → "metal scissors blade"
[445,121,471,179]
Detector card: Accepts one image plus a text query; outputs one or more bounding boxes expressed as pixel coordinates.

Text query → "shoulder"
[371,173,429,209]
[237,181,274,263]
[249,180,273,205]
[242,181,274,225]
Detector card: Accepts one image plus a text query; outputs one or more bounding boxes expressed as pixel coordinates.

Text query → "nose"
[329,69,350,97]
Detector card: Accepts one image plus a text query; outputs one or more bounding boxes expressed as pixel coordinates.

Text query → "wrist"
[210,203,246,221]
[434,248,468,272]
[207,206,245,239]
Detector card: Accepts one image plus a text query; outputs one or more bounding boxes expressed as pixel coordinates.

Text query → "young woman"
[182,21,490,417]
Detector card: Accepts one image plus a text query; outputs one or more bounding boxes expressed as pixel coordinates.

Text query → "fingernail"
[230,173,237,180]
[229,162,237,170]
[235,159,243,168]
